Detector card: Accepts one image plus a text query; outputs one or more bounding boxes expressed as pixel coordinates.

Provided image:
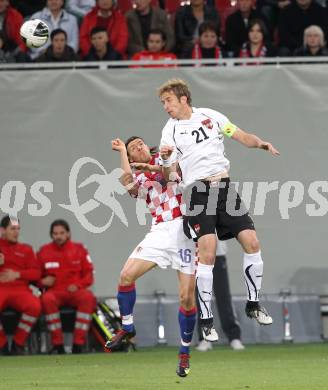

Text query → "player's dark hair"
[147,29,167,42]
[50,219,70,235]
[50,28,67,41]
[90,26,108,37]
[247,19,268,42]
[125,136,157,156]
[198,21,218,38]
[0,215,19,229]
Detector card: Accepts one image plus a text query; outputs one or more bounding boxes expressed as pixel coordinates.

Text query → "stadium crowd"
[0,0,327,64]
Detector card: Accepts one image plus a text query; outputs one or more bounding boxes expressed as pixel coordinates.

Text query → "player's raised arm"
[231,127,280,156]
[111,138,139,195]
[130,162,162,173]
[111,138,132,173]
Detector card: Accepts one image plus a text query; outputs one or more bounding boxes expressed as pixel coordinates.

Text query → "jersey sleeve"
[160,120,178,162]
[20,245,41,282]
[78,245,94,289]
[200,108,237,138]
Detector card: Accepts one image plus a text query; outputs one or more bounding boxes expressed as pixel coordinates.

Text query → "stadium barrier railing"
[0,56,327,71]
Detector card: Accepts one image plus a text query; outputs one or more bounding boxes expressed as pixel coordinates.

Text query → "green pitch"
[1,344,327,390]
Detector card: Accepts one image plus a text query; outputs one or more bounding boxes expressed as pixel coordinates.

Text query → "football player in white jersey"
[158,79,279,340]
[105,136,197,377]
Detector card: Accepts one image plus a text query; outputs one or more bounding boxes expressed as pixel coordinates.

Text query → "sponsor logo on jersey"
[45,262,60,269]
[136,246,143,253]
[14,252,25,257]
[201,119,213,130]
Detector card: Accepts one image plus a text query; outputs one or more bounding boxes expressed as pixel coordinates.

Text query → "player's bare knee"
[179,289,195,310]
[245,238,260,253]
[119,269,135,286]
[199,251,216,265]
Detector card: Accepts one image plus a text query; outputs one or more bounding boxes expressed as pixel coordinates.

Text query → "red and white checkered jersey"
[132,153,184,224]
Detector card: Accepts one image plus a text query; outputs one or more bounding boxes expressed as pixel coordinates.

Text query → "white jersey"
[160,107,237,186]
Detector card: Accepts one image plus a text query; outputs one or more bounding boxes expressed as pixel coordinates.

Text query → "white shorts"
[129,218,196,275]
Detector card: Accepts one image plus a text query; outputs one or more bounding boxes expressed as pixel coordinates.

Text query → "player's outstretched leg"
[177,306,196,377]
[105,258,155,352]
[196,236,219,341]
[104,282,136,352]
[176,272,197,378]
[238,230,273,325]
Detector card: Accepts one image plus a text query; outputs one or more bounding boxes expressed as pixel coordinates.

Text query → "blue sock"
[117,283,136,333]
[178,306,196,355]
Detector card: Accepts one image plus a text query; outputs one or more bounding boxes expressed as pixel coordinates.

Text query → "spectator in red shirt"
[131,29,177,67]
[38,220,96,354]
[190,22,223,63]
[0,215,41,356]
[0,0,25,52]
[79,0,128,57]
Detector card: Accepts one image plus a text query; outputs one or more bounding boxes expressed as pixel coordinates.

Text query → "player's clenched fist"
[112,138,126,153]
[160,145,174,160]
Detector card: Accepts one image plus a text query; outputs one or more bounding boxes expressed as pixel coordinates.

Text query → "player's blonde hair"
[303,25,325,48]
[158,79,192,105]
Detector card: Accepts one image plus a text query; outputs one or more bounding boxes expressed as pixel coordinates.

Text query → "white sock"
[243,251,263,302]
[196,263,214,320]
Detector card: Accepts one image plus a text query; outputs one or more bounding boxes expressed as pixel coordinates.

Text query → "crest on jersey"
[193,224,201,234]
[201,119,213,130]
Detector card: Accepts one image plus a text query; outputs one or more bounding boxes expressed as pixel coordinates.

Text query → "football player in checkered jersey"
[105,136,197,377]
[158,79,279,340]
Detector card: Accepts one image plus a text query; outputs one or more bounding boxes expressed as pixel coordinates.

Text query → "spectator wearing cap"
[239,19,277,59]
[126,0,174,58]
[225,0,269,55]
[30,0,79,59]
[131,28,176,67]
[35,28,80,62]
[66,0,95,19]
[79,0,128,57]
[175,0,220,58]
[189,21,223,63]
[278,0,327,53]
[0,0,25,52]
[294,25,328,57]
[83,26,122,60]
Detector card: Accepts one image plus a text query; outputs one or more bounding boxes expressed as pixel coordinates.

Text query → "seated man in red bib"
[38,219,96,354]
[0,215,41,355]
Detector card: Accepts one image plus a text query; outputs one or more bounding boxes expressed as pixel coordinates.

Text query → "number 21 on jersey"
[191,127,209,144]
